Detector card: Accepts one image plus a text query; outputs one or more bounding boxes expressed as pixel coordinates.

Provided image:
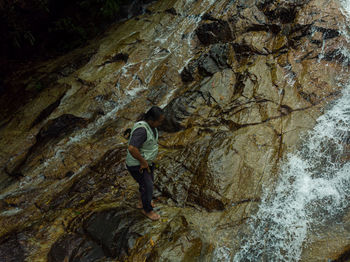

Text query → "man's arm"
[128,145,150,172]
[128,127,150,172]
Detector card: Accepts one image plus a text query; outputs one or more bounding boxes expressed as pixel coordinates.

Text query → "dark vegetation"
[0,0,154,74]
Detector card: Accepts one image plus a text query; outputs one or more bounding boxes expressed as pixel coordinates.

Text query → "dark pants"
[127,164,155,212]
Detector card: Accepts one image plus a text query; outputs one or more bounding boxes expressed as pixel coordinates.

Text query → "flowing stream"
[233,1,350,261]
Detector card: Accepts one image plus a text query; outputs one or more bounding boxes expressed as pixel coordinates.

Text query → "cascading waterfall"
[233,1,350,261]
[234,88,350,261]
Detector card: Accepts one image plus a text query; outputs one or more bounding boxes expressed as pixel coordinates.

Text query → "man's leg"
[127,165,156,209]
[128,165,159,220]
[127,166,145,206]
[140,166,160,220]
[140,168,153,213]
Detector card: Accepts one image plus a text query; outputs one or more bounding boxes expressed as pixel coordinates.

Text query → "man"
[126,106,165,221]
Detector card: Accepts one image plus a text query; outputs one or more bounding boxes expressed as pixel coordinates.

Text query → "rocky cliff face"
[0,0,349,261]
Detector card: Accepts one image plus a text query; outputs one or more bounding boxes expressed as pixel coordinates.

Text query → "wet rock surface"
[0,0,348,261]
[0,232,26,262]
[196,20,234,46]
[47,233,105,262]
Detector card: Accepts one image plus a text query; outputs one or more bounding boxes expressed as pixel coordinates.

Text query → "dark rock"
[108,53,129,63]
[275,7,297,24]
[47,233,105,262]
[257,1,298,24]
[8,170,25,179]
[232,43,256,57]
[90,147,127,176]
[288,24,312,45]
[65,171,74,177]
[83,207,141,259]
[202,13,220,21]
[37,114,89,143]
[100,53,129,66]
[49,209,207,261]
[267,24,281,34]
[48,234,84,262]
[161,91,207,132]
[195,20,233,46]
[165,8,178,15]
[256,0,308,24]
[94,108,105,117]
[313,26,340,40]
[209,43,230,69]
[0,232,26,262]
[30,93,66,128]
[70,239,106,262]
[180,66,195,83]
[247,24,281,34]
[69,51,97,74]
[198,54,220,76]
[323,49,350,65]
[279,104,293,115]
[197,46,228,77]
[181,43,230,81]
[0,118,10,131]
[0,199,9,209]
[332,247,350,262]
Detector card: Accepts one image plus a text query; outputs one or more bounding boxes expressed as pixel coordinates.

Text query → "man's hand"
[140,159,151,173]
[128,145,151,173]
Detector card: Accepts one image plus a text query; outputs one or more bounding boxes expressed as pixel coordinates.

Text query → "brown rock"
[0,0,348,261]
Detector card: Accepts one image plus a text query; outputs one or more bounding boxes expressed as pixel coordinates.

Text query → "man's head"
[144,106,165,128]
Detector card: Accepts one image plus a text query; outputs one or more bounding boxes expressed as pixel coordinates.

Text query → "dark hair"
[143,106,164,121]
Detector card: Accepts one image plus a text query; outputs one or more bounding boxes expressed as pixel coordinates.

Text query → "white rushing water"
[233,1,350,261]
[234,87,350,262]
